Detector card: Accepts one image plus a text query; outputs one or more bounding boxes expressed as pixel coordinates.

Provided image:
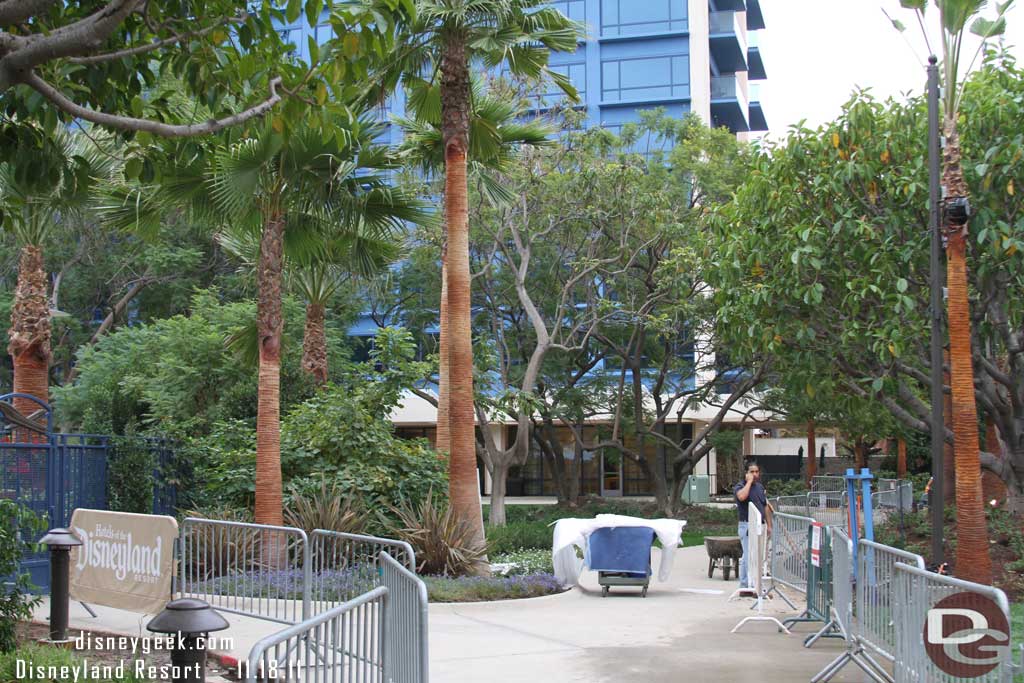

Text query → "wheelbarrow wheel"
[602,586,609,598]
[708,559,714,579]
[724,563,732,581]
[641,585,648,598]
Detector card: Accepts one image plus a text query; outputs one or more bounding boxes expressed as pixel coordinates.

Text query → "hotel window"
[601,54,690,102]
[601,0,688,37]
[550,0,585,23]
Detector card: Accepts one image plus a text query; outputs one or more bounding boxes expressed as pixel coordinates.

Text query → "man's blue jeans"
[738,521,749,588]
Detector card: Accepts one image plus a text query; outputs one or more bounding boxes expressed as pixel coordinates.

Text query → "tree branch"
[24,71,283,137]
[66,13,245,64]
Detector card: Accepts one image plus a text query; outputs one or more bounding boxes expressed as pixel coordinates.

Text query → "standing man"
[734,460,772,592]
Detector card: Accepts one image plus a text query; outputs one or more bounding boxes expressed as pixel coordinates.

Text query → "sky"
[757,0,1024,139]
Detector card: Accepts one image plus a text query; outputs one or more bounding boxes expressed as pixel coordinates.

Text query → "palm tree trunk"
[942,119,992,585]
[301,302,328,386]
[8,244,51,435]
[806,420,817,486]
[943,348,956,505]
[440,35,486,555]
[255,214,285,529]
[436,254,450,455]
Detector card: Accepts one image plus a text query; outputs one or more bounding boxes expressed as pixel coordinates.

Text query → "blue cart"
[586,526,656,597]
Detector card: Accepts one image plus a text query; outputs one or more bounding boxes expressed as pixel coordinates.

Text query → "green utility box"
[681,475,711,504]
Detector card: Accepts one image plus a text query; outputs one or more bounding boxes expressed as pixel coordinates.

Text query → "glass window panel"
[551,0,585,23]
[602,55,689,102]
[601,0,687,36]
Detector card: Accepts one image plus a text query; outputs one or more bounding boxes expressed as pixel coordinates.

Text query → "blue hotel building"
[281,1,770,497]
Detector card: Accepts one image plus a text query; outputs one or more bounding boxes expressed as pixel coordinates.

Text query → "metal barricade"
[770,494,810,515]
[811,476,846,493]
[801,524,838,645]
[893,562,1020,683]
[857,539,927,664]
[309,530,417,615]
[807,490,849,532]
[178,518,311,624]
[244,586,387,683]
[813,527,887,683]
[770,512,814,597]
[380,552,429,683]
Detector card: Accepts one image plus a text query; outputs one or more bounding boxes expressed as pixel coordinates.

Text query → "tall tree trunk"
[255,215,285,529]
[897,437,907,479]
[854,441,866,470]
[806,420,817,486]
[487,464,509,526]
[943,348,956,506]
[942,119,992,585]
[436,254,449,456]
[301,302,328,386]
[440,36,486,554]
[8,244,51,436]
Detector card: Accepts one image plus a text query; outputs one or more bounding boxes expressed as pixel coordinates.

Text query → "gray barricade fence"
[893,562,1021,683]
[380,552,429,683]
[244,586,387,683]
[876,479,913,512]
[178,517,311,624]
[806,490,849,532]
[770,494,811,514]
[857,539,927,665]
[309,530,417,615]
[770,512,814,603]
[811,476,847,493]
[829,527,854,641]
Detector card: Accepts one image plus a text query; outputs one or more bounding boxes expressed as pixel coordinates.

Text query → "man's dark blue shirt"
[734,480,767,522]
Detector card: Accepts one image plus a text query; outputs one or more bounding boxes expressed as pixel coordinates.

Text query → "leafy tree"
[889,0,1013,588]
[710,59,1024,573]
[0,500,43,652]
[373,0,584,546]
[0,0,413,138]
[54,288,342,437]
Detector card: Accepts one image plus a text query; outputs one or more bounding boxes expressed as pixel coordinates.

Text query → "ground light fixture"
[38,527,82,643]
[147,598,230,683]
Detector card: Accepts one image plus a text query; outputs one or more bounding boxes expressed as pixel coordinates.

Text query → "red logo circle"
[923,592,1010,677]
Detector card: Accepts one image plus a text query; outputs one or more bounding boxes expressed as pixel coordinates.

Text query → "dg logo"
[924,592,1011,677]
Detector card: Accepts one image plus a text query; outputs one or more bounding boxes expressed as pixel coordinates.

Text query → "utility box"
[681,475,711,504]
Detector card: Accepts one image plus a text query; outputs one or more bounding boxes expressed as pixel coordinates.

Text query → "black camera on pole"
[943,196,971,226]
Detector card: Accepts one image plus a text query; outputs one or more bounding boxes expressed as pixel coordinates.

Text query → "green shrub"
[0,501,43,653]
[764,478,808,497]
[390,491,488,576]
[424,573,563,602]
[491,548,554,576]
[284,478,367,536]
[486,521,554,554]
[107,424,155,514]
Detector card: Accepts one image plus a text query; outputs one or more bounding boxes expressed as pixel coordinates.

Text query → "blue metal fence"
[0,393,180,591]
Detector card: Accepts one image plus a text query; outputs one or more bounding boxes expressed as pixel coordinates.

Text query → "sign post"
[810,522,823,568]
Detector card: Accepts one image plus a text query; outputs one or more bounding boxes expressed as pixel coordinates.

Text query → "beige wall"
[687,0,711,125]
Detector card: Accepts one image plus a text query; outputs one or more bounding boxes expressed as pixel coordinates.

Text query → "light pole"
[927,54,945,566]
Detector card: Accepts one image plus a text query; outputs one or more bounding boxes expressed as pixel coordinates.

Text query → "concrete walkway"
[33,546,878,682]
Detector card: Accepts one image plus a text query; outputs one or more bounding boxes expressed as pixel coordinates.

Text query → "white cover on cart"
[552,514,686,586]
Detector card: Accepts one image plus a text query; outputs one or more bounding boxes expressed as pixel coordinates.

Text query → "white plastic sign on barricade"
[69,508,178,614]
[810,522,823,568]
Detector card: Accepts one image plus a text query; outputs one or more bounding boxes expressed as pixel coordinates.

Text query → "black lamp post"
[927,55,945,566]
[38,528,82,643]
[147,598,230,683]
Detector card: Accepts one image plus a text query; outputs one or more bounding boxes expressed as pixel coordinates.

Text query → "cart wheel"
[723,566,731,581]
[641,586,648,598]
[708,559,715,579]
[602,586,609,598]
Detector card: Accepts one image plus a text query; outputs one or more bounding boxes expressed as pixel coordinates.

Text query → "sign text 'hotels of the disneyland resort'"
[69,509,178,614]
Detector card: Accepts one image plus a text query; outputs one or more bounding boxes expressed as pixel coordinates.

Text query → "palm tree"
[374,0,583,547]
[396,77,554,528]
[0,125,116,423]
[105,116,429,526]
[895,0,1012,584]
[218,223,400,386]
